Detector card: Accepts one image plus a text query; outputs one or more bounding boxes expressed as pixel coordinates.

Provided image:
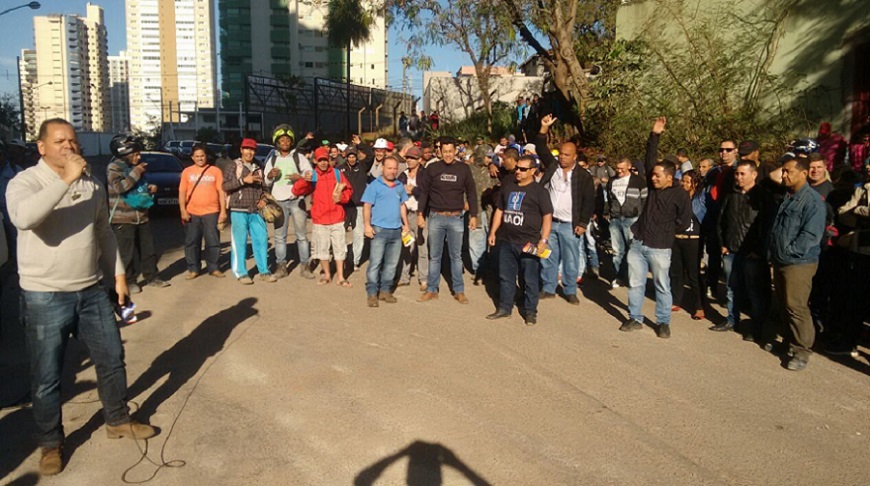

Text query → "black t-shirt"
[496,180,553,245]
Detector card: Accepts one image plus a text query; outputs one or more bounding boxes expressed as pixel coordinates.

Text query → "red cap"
[314,146,329,161]
[241,138,258,150]
[387,141,395,151]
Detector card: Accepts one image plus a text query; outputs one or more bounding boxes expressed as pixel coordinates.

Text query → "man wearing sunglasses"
[701,139,739,300]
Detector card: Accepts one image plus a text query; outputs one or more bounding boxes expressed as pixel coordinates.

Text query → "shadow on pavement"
[5,472,39,486]
[63,298,259,464]
[354,440,491,486]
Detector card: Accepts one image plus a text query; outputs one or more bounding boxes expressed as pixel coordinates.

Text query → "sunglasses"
[515,166,534,172]
[719,148,736,152]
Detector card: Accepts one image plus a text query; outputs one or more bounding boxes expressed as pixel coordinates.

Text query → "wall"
[423,73,544,123]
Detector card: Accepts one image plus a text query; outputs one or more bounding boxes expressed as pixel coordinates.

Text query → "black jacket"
[535,133,596,228]
[605,174,647,219]
[717,184,775,256]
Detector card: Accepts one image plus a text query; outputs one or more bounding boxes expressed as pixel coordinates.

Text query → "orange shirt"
[180,165,224,216]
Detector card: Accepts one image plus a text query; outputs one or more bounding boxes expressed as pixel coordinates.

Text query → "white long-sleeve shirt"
[7,159,124,292]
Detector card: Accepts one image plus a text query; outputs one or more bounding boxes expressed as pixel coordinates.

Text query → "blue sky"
[0,1,527,104]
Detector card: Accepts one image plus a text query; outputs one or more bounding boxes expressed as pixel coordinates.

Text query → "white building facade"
[108,50,131,132]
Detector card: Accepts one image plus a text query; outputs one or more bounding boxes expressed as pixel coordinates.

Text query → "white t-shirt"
[265,150,312,201]
[548,167,573,222]
[611,175,630,206]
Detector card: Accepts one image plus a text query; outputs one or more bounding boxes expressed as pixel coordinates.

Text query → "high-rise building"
[219,0,387,107]
[19,3,111,139]
[126,0,217,131]
[109,50,131,132]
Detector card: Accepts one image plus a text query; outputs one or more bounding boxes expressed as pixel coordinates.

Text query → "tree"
[0,92,21,140]
[196,127,221,143]
[325,0,375,137]
[501,0,620,136]
[394,0,521,134]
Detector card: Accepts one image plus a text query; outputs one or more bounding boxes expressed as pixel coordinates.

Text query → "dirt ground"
[1,214,869,486]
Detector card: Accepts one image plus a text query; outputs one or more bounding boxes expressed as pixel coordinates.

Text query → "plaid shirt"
[222,159,264,212]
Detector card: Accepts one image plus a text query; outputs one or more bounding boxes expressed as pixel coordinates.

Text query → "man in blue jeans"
[535,114,596,305]
[417,137,478,304]
[362,156,410,306]
[264,124,315,279]
[7,119,156,476]
[605,158,647,287]
[620,117,691,338]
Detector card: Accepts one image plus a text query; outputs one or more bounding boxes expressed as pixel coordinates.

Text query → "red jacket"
[308,167,353,225]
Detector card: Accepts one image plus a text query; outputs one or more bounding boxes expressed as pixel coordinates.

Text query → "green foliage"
[325,0,373,49]
[196,127,222,143]
[431,101,515,141]
[0,92,20,136]
[583,1,812,162]
[131,115,162,151]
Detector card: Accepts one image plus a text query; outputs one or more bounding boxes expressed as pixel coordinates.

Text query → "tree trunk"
[474,64,494,135]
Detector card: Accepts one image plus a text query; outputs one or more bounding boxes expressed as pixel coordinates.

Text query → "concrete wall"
[615,0,870,137]
[423,73,544,123]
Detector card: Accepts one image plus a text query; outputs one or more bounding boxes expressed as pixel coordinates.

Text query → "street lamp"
[0,2,41,17]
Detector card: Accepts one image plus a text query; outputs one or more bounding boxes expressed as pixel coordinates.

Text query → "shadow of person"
[581,278,630,324]
[354,440,491,486]
[5,472,39,486]
[63,298,259,462]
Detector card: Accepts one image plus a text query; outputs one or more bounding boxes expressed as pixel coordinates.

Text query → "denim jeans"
[274,198,310,266]
[366,226,402,296]
[627,240,673,325]
[22,285,130,447]
[467,211,489,276]
[497,241,541,315]
[577,221,599,276]
[541,221,580,295]
[230,211,270,278]
[427,213,465,293]
[184,212,220,273]
[609,216,637,279]
[723,253,770,329]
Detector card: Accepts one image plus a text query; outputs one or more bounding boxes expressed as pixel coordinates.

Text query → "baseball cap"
[314,146,329,161]
[336,142,348,152]
[241,138,258,150]
[738,140,759,156]
[523,143,536,154]
[373,138,389,149]
[387,141,395,151]
[406,147,422,158]
[345,147,358,156]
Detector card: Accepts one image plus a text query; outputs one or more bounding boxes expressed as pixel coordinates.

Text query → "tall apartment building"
[109,50,131,132]
[219,0,387,107]
[19,3,111,140]
[126,0,217,131]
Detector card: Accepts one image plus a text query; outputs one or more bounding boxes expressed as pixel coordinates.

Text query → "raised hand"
[652,116,667,135]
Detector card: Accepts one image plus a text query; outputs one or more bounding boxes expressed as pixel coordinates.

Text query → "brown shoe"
[379,292,397,303]
[185,271,198,280]
[106,420,157,440]
[209,270,225,278]
[454,292,469,304]
[39,447,63,476]
[367,295,379,307]
[417,291,438,302]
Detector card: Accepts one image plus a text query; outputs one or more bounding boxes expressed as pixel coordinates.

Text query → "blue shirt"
[361,176,408,229]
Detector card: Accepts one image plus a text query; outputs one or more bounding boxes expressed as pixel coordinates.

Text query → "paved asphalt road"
[1,210,869,485]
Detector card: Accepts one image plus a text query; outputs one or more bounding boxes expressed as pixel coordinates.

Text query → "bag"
[258,193,285,228]
[122,178,154,210]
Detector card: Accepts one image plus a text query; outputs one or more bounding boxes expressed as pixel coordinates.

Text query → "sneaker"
[619,318,643,332]
[39,446,63,476]
[209,270,225,278]
[106,420,157,440]
[238,276,254,285]
[565,294,580,305]
[299,266,315,280]
[454,292,469,304]
[147,278,170,288]
[524,313,537,326]
[826,342,859,357]
[486,310,511,320]
[379,292,397,303]
[274,266,288,279]
[185,271,198,280]
[611,279,622,289]
[709,322,734,332]
[656,323,671,339]
[417,291,438,302]
[786,356,808,371]
[128,283,142,294]
[367,295,379,308]
[259,273,278,283]
[539,291,556,299]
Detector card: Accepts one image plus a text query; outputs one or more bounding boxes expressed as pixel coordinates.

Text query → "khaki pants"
[773,263,818,359]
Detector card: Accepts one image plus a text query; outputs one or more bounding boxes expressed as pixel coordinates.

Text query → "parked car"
[139,152,184,208]
[254,143,275,168]
[164,140,181,155]
[179,140,197,159]
[207,143,228,159]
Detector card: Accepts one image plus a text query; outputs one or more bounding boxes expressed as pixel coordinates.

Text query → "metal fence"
[245,75,416,140]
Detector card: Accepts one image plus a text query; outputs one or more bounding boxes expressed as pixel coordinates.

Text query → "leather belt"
[553,218,572,224]
[675,235,700,239]
[432,210,462,217]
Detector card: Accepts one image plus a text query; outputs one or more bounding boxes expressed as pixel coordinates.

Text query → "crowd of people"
[2,112,870,476]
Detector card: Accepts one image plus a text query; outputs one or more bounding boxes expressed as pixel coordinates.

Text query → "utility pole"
[17,55,25,139]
